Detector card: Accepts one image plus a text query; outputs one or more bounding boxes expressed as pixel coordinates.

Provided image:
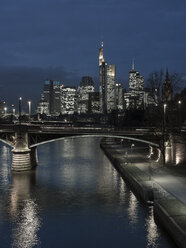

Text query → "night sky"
[0,0,186,110]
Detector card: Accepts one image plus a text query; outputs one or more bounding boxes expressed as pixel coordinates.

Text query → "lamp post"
[162,103,167,165]
[4,107,7,116]
[19,97,22,124]
[13,108,15,115]
[28,101,31,120]
[131,143,135,165]
[178,100,181,131]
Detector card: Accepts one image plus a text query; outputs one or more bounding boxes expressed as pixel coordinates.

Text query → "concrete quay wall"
[100,140,154,204]
[100,138,186,248]
[154,199,186,248]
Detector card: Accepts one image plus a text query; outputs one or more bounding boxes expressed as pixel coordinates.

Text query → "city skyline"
[0,0,186,107]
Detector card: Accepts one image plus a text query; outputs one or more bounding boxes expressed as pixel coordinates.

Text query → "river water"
[0,137,176,248]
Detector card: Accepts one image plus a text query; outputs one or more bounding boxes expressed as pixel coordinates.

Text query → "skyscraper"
[99,41,116,114]
[116,82,125,111]
[60,86,76,115]
[128,60,144,109]
[106,65,116,113]
[77,76,95,114]
[99,42,107,114]
[42,80,61,115]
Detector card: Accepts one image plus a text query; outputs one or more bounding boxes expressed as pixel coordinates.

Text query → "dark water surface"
[0,137,176,248]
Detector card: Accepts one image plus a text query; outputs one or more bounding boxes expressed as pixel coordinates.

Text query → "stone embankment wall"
[100,137,186,248]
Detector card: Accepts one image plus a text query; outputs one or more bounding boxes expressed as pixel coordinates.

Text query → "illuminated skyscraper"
[61,86,76,115]
[99,41,107,114]
[128,60,144,109]
[99,42,116,114]
[77,76,95,114]
[38,80,61,115]
[116,82,125,111]
[106,65,116,113]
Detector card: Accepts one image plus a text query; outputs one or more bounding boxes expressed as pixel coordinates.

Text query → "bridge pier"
[30,147,38,168]
[11,130,33,171]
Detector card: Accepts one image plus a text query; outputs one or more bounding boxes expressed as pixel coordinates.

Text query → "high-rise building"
[77,76,95,114]
[61,86,76,115]
[106,65,116,113]
[116,83,125,111]
[99,42,116,114]
[88,92,100,114]
[99,42,107,114]
[128,60,144,109]
[37,80,62,116]
[37,94,49,115]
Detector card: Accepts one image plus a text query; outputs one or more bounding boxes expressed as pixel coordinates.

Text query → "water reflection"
[0,145,11,185]
[10,172,41,248]
[128,192,138,225]
[146,207,159,248]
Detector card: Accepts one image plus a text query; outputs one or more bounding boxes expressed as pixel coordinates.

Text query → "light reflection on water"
[146,207,159,248]
[9,172,41,248]
[12,199,40,248]
[0,137,175,248]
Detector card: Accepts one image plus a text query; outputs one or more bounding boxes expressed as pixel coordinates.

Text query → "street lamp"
[131,143,135,165]
[178,100,182,131]
[28,101,31,120]
[19,97,22,124]
[4,107,7,116]
[162,103,167,165]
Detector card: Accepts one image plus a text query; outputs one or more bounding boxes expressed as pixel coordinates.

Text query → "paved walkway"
[113,144,186,205]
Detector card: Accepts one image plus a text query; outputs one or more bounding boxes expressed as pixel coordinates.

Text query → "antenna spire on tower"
[132,58,135,71]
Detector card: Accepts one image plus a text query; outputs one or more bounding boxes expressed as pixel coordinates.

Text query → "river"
[0,137,176,248]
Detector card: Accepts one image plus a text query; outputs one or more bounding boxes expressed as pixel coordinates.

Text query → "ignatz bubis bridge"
[0,122,159,171]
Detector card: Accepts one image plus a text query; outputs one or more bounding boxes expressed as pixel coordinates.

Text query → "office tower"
[37,80,62,116]
[88,92,100,114]
[116,83,124,111]
[99,41,116,114]
[0,101,6,116]
[128,60,144,109]
[162,69,173,103]
[106,65,116,113]
[37,94,50,115]
[60,86,76,115]
[99,42,107,114]
[77,76,95,114]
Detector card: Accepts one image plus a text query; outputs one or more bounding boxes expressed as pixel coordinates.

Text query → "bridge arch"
[30,135,159,148]
[0,138,13,148]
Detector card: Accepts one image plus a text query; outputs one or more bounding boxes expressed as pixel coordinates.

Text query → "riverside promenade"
[100,137,186,248]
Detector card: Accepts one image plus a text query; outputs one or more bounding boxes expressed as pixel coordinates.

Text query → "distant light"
[19,97,22,101]
[178,100,181,104]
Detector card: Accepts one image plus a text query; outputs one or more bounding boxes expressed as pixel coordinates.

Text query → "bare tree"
[146,69,183,103]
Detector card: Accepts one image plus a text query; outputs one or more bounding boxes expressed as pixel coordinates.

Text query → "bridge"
[0,123,159,171]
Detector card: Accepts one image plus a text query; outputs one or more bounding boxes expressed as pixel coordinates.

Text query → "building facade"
[99,42,116,114]
[77,76,95,114]
[127,60,144,109]
[106,65,116,113]
[60,86,76,115]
